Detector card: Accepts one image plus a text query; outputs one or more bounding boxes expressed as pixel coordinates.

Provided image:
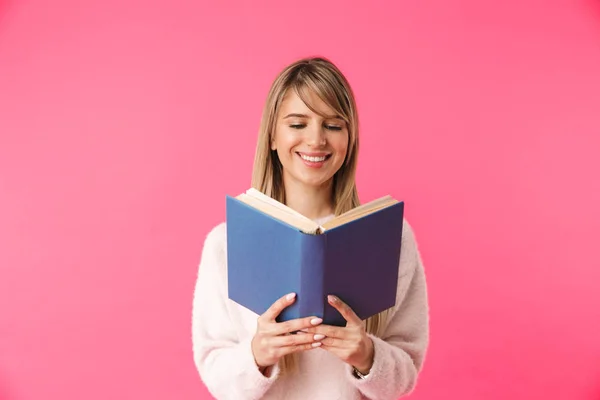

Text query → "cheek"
[331,134,349,156]
[276,131,302,154]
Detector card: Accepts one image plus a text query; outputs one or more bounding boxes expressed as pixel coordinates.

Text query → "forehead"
[279,87,336,118]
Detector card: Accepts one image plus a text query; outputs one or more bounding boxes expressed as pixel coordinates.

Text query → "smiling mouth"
[297,152,332,162]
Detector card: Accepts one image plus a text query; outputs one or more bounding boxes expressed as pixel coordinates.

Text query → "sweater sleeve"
[346,220,430,399]
[191,223,280,400]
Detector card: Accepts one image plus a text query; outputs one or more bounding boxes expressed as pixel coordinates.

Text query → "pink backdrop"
[1,1,600,399]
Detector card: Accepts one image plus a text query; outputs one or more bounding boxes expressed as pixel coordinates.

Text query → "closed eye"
[288,124,343,130]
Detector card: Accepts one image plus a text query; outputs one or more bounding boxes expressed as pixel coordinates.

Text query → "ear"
[270,137,277,151]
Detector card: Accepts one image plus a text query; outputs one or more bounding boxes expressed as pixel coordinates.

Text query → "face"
[271,88,349,192]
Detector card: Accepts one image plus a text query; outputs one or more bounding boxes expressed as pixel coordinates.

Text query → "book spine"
[299,233,327,320]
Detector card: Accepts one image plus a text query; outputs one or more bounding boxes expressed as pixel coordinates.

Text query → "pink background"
[1,1,600,399]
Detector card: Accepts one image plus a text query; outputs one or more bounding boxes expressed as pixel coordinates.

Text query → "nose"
[306,125,327,147]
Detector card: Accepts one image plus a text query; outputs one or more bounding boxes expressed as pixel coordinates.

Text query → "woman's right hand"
[251,292,325,370]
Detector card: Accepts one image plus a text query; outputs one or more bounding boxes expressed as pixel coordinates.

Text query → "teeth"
[300,154,327,162]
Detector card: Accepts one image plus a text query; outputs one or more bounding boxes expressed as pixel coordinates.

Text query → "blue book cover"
[225,189,404,327]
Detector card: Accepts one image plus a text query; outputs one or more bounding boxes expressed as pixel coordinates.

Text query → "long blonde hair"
[251,56,391,373]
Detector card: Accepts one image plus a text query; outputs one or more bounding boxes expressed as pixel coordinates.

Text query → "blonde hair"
[251,56,391,373]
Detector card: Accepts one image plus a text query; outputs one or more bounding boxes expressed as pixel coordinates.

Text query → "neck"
[283,180,334,221]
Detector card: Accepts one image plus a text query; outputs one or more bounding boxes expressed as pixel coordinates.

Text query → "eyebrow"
[283,113,344,121]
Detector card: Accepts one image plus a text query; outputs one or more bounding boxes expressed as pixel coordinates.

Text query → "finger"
[270,316,323,336]
[262,292,296,321]
[328,295,362,325]
[319,344,344,357]
[270,332,325,348]
[286,341,323,355]
[302,324,344,339]
[271,340,323,359]
[320,336,345,347]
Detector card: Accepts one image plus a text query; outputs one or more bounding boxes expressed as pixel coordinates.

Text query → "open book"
[235,188,400,234]
[225,188,405,326]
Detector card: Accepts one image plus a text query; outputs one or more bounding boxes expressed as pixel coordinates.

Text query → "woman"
[192,56,430,399]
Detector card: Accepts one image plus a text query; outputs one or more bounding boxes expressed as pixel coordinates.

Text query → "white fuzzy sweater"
[191,217,430,400]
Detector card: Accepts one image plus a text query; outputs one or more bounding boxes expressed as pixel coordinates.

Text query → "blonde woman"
[192,56,430,399]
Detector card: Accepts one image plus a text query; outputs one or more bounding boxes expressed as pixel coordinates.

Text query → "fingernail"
[310,318,322,325]
[328,295,337,303]
[313,334,325,341]
[312,342,322,347]
[286,293,296,301]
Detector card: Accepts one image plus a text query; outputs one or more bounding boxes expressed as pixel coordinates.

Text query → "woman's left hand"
[304,295,374,374]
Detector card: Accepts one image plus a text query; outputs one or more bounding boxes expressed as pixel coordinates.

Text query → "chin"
[297,173,336,189]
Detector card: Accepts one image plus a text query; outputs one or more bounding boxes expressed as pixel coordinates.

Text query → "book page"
[244,188,311,221]
[321,195,398,231]
[236,188,320,234]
